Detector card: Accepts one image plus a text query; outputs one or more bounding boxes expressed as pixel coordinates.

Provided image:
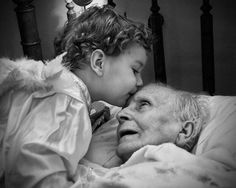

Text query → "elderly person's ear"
[175,121,194,150]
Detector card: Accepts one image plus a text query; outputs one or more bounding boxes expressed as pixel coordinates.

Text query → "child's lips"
[125,94,134,106]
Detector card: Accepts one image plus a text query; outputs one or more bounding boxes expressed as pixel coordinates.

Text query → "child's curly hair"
[54,5,152,71]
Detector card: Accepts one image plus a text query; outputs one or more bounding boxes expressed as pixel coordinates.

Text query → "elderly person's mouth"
[118,127,139,142]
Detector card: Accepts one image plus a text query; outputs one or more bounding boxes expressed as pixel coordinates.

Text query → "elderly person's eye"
[137,100,150,110]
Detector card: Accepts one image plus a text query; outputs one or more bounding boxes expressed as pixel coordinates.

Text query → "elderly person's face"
[116,85,183,161]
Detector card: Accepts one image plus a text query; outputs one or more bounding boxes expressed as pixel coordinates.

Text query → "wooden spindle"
[65,0,76,21]
[12,0,42,60]
[148,0,166,83]
[200,0,215,95]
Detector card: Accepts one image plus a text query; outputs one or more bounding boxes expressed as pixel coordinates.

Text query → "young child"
[0,5,152,188]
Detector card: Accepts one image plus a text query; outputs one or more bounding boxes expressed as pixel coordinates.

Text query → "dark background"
[1,0,236,95]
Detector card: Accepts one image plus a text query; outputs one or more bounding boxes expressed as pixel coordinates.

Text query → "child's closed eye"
[132,68,139,74]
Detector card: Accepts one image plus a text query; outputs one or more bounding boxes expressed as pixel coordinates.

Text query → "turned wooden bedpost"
[201,0,215,95]
[65,0,76,21]
[12,0,42,60]
[148,0,166,83]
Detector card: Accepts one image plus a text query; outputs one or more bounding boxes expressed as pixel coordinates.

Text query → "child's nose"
[136,74,143,87]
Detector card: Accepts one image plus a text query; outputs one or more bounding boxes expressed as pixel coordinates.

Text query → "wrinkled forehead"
[128,84,175,106]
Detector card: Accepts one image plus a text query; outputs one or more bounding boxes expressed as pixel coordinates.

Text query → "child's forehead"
[121,43,147,64]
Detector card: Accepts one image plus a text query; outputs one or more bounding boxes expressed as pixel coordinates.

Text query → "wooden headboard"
[12,0,215,95]
[148,0,215,95]
[12,0,43,61]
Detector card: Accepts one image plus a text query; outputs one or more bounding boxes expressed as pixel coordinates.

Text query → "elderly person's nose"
[117,108,132,123]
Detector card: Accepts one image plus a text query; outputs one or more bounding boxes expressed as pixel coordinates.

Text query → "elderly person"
[115,83,236,171]
[116,83,209,162]
[84,83,236,188]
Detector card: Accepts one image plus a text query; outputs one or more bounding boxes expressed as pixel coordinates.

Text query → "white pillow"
[194,95,236,169]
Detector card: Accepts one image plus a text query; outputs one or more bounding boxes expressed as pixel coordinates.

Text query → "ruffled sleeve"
[4,92,92,188]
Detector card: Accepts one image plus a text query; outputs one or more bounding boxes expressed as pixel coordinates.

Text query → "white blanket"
[75,143,236,188]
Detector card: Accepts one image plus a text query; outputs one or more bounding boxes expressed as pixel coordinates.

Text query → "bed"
[10,0,236,187]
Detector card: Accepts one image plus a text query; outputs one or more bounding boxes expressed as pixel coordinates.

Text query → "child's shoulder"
[0,57,48,97]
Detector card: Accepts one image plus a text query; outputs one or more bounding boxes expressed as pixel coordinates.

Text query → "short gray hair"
[173,91,209,151]
[150,83,210,151]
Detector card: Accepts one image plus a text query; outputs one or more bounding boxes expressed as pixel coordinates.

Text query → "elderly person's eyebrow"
[134,94,153,105]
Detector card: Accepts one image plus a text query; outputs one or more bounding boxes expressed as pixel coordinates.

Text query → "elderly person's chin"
[116,142,140,162]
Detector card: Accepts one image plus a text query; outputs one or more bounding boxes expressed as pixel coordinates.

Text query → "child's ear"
[90,49,105,76]
[175,121,194,148]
